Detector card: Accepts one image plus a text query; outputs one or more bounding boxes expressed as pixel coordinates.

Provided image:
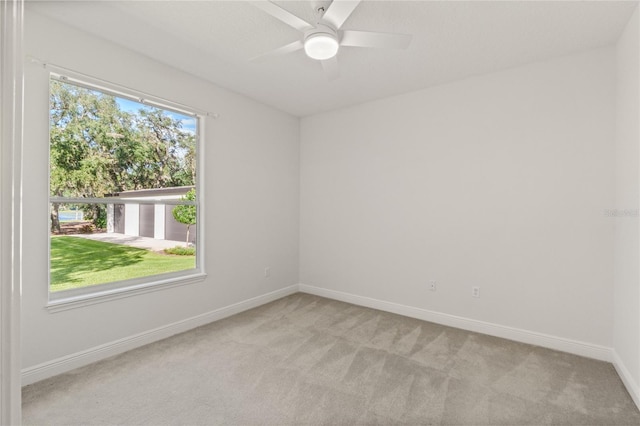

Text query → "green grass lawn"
[50,236,195,292]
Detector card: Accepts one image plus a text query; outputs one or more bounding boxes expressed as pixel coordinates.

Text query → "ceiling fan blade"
[341,30,412,49]
[322,0,362,30]
[321,56,340,81]
[250,1,314,32]
[250,40,304,62]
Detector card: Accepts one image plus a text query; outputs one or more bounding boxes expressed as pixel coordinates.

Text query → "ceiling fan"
[250,0,412,80]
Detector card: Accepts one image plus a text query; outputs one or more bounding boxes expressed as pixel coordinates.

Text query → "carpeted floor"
[22,293,640,425]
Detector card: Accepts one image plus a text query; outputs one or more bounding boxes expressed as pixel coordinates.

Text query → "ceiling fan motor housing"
[304,23,340,60]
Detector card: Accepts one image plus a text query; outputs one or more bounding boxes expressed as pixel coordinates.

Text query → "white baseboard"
[613,350,640,410]
[299,283,613,362]
[21,284,299,386]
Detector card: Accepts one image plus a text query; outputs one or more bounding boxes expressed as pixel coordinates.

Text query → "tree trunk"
[92,204,101,229]
[185,224,190,247]
[50,203,61,233]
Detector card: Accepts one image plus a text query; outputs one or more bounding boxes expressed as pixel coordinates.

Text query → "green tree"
[172,189,196,246]
[49,80,196,230]
[49,81,127,230]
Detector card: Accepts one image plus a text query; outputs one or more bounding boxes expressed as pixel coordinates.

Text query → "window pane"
[49,78,199,295]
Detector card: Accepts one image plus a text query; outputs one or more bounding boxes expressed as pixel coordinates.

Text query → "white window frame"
[46,72,206,312]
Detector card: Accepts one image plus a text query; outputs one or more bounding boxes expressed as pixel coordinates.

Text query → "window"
[48,74,203,306]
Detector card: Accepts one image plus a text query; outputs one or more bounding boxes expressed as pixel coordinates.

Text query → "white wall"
[22,10,299,370]
[614,6,640,406]
[301,48,616,349]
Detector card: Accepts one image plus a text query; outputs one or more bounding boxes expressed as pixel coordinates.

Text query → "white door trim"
[1,0,24,424]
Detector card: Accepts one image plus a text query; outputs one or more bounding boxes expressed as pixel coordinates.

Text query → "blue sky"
[115,97,197,134]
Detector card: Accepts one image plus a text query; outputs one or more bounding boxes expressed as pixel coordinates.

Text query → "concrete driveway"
[70,232,187,252]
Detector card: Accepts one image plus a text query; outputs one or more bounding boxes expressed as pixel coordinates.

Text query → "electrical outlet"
[429,280,437,291]
[472,286,480,298]
[264,267,271,278]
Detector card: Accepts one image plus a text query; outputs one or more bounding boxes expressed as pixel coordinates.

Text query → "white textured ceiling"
[27,0,638,116]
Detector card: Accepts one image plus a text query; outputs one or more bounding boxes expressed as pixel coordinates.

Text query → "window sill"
[46,272,207,313]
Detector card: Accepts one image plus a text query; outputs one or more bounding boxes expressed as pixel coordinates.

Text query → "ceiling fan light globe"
[304,34,339,60]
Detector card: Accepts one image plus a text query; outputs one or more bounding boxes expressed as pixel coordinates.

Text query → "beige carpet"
[22,293,640,425]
